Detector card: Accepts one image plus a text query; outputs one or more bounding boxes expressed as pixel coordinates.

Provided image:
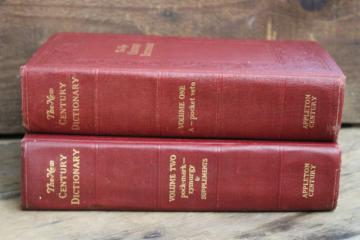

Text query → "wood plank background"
[0,0,359,134]
[1,128,359,239]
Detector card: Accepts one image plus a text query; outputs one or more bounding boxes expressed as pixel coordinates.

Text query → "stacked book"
[20,33,345,211]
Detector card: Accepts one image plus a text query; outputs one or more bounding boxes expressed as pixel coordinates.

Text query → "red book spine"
[21,33,345,141]
[22,134,341,211]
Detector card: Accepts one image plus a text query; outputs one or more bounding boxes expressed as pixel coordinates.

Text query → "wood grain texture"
[0,0,359,134]
[0,139,20,200]
[0,128,359,239]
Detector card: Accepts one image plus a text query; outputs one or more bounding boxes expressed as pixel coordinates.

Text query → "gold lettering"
[59,82,67,126]
[180,160,188,199]
[168,154,177,202]
[127,43,141,55]
[169,154,177,172]
[201,158,208,200]
[178,85,186,129]
[115,44,128,53]
[46,88,55,120]
[169,174,176,202]
[178,102,185,129]
[189,98,197,121]
[116,42,155,57]
[58,154,67,199]
[302,163,316,198]
[169,154,176,202]
[71,148,81,205]
[176,81,198,132]
[46,160,55,194]
[168,155,209,203]
[179,85,186,100]
[188,165,196,195]
[303,94,317,129]
[71,76,80,131]
[189,82,197,126]
[140,42,155,57]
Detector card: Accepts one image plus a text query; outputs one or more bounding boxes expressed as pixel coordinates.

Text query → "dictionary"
[21,33,345,141]
[21,134,341,211]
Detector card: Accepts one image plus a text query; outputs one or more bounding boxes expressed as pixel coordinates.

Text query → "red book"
[21,33,345,141]
[22,134,341,211]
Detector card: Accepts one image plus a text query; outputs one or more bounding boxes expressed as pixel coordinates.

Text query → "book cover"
[21,33,345,140]
[22,134,341,211]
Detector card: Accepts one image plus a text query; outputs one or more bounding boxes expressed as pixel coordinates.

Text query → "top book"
[21,33,345,141]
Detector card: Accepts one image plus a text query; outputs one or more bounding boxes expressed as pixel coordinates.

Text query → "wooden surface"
[0,128,359,239]
[0,0,360,134]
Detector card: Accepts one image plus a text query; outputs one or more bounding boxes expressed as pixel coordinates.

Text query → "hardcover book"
[21,33,345,140]
[22,134,341,211]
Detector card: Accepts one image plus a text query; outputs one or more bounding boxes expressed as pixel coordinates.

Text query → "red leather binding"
[22,134,341,211]
[21,33,345,141]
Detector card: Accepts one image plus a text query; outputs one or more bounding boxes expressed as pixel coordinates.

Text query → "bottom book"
[21,134,341,211]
